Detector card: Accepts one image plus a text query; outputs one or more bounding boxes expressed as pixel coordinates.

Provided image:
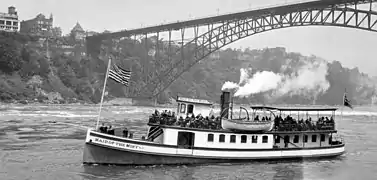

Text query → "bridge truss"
[87,0,377,99]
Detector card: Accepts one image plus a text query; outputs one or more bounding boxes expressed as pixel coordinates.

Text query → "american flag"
[108,64,131,86]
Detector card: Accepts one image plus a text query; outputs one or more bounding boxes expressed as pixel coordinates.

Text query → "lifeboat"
[221,118,274,132]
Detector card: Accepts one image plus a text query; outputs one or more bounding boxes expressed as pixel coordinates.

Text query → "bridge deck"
[89,0,371,39]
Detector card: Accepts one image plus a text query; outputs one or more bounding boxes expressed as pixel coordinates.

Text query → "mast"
[95,58,112,130]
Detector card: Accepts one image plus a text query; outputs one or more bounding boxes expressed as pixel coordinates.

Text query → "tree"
[0,38,23,74]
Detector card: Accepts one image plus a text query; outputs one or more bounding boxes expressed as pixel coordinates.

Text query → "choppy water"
[0,104,377,180]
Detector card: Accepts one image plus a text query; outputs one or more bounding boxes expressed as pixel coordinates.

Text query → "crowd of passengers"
[273,115,335,131]
[149,109,336,131]
[149,110,222,129]
[98,123,134,138]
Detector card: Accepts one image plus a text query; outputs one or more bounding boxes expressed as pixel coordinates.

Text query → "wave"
[0,110,97,118]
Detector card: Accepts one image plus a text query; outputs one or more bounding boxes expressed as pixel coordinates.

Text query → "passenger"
[123,128,129,138]
[103,125,108,134]
[129,132,133,138]
[99,123,106,133]
[107,125,115,135]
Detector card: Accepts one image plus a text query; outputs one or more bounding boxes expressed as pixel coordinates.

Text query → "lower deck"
[90,123,345,154]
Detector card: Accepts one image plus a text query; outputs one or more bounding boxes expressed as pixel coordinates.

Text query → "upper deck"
[149,104,337,134]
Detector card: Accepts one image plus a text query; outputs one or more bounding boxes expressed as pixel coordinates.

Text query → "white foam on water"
[111,108,148,114]
[0,111,97,118]
[18,128,34,131]
[56,122,90,130]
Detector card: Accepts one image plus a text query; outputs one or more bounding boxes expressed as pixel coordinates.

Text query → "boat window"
[187,104,194,114]
[219,134,225,143]
[180,103,186,113]
[252,136,258,143]
[284,135,290,143]
[312,135,317,142]
[320,134,325,142]
[262,136,268,143]
[241,135,247,143]
[275,136,280,143]
[207,134,214,142]
[293,135,299,143]
[304,135,308,143]
[230,135,236,143]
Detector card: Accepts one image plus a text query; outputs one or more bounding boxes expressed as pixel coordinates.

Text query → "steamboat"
[83,91,345,165]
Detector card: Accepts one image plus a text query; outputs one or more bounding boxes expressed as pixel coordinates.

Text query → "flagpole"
[341,92,345,122]
[95,58,112,130]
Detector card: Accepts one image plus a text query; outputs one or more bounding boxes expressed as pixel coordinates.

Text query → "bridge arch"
[140,6,377,97]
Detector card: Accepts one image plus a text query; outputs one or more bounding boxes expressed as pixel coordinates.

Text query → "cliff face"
[0,31,375,105]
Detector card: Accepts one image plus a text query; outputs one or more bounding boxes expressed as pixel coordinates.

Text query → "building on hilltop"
[0,6,19,32]
[71,22,86,40]
[70,22,99,40]
[20,13,53,36]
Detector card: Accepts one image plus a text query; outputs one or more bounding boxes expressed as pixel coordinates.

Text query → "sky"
[2,0,377,76]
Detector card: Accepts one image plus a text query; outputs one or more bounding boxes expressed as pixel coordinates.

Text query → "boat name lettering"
[94,138,144,150]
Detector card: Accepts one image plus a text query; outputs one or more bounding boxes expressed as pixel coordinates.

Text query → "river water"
[0,104,376,180]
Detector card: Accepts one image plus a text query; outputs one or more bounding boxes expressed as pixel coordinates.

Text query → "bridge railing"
[122,0,316,32]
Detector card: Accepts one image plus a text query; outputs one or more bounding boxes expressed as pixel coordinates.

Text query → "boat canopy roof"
[250,105,338,112]
[176,96,213,105]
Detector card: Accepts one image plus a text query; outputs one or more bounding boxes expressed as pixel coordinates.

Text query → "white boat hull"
[83,129,345,165]
[221,119,274,131]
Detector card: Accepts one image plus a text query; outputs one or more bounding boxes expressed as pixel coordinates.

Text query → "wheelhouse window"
[230,135,236,143]
[180,103,186,113]
[219,134,225,143]
[207,134,214,142]
[293,135,299,143]
[252,136,258,143]
[262,135,268,143]
[304,135,308,143]
[320,134,326,142]
[241,135,247,143]
[275,136,280,143]
[187,104,194,114]
[312,135,317,142]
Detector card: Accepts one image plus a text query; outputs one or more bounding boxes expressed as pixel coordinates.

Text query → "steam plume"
[221,60,330,99]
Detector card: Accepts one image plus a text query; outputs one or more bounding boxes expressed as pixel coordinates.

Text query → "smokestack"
[220,91,231,119]
[8,6,16,15]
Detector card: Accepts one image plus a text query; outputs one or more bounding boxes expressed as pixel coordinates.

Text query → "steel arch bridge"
[87,0,377,99]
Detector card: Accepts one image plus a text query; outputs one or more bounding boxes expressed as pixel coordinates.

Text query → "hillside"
[0,31,376,105]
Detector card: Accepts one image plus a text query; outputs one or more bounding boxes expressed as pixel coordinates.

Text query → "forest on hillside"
[0,31,376,105]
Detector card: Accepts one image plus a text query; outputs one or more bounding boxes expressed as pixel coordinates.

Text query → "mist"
[221,60,330,100]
